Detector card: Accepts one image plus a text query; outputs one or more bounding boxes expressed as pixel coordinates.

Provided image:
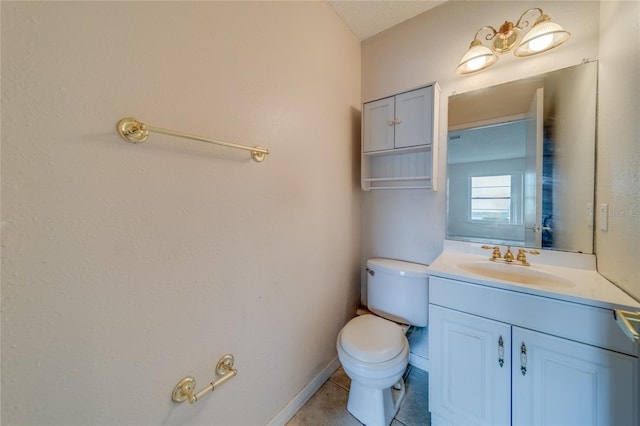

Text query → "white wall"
[360,1,617,297]
[1,2,361,425]
[596,0,640,299]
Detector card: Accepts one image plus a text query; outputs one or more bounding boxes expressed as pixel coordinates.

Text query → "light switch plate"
[599,203,608,231]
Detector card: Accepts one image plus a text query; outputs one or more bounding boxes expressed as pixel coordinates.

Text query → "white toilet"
[336,258,428,426]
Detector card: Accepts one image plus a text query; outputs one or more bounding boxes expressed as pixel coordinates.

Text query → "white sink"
[428,241,640,310]
[458,261,575,288]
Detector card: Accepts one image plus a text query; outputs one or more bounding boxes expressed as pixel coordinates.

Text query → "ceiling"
[328,0,446,41]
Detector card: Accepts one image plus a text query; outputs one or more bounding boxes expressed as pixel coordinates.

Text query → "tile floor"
[286,365,430,426]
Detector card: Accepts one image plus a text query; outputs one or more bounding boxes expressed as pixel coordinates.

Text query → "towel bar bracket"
[118,117,149,143]
[171,377,197,403]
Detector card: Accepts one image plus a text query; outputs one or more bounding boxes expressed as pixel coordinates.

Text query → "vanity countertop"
[429,241,640,311]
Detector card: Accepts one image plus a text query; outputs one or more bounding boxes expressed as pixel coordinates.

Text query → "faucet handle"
[516,249,528,265]
[516,248,539,266]
[518,248,540,256]
[481,245,502,260]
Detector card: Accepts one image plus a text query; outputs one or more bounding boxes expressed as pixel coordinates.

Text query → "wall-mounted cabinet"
[361,83,440,190]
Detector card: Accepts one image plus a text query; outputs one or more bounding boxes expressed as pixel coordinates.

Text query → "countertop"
[428,241,640,311]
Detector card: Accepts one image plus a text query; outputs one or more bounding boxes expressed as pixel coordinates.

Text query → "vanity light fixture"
[456,8,571,75]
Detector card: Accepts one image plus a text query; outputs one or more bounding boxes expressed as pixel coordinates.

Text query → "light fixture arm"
[515,8,544,30]
[473,25,500,43]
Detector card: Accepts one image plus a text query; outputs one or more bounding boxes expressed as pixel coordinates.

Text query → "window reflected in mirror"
[470,175,513,223]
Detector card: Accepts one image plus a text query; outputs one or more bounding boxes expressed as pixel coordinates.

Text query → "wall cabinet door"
[363,86,434,153]
[512,327,638,426]
[394,86,434,149]
[429,305,511,426]
[363,96,395,152]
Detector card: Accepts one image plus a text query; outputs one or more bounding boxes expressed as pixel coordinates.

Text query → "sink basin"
[458,261,574,288]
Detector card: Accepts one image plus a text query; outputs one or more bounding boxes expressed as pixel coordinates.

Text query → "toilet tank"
[367,258,429,327]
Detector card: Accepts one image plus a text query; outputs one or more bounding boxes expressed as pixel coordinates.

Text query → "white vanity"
[428,241,640,426]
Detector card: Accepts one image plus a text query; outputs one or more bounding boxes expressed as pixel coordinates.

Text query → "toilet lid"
[340,315,406,363]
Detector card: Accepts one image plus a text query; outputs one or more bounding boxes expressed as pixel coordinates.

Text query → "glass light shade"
[456,41,498,75]
[514,19,570,57]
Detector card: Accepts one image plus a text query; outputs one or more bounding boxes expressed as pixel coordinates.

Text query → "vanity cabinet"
[430,305,511,426]
[512,327,637,426]
[429,276,639,426]
[361,84,439,190]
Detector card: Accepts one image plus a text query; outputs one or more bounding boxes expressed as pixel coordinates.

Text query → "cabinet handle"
[498,335,504,367]
[520,342,527,376]
[387,120,395,126]
[394,118,402,124]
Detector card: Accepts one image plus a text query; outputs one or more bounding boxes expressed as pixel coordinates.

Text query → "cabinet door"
[363,96,395,152]
[512,327,638,426]
[394,86,433,149]
[429,305,511,426]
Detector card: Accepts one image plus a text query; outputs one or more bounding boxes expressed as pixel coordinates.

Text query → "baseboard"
[409,353,429,372]
[267,355,341,426]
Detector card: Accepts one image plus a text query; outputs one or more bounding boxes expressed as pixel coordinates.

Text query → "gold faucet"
[482,245,539,266]
[504,246,514,262]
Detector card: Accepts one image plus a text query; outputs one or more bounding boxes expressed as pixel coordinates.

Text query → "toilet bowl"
[336,258,429,426]
[337,315,410,426]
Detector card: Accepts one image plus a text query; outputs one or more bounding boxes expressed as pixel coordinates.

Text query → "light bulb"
[528,33,553,52]
[467,56,487,71]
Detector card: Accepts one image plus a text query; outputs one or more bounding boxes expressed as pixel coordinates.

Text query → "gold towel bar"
[615,310,640,344]
[171,354,237,404]
[117,117,269,162]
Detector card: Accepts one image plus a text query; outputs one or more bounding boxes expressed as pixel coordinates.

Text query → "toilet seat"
[339,315,405,363]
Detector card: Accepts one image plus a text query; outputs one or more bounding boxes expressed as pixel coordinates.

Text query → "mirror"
[447,61,597,253]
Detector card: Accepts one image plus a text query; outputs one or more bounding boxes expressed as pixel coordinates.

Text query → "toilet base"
[346,378,406,426]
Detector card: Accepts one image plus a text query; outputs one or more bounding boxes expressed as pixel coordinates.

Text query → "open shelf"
[362,147,434,190]
[362,144,432,157]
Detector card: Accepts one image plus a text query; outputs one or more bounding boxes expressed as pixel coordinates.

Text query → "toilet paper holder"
[171,354,237,404]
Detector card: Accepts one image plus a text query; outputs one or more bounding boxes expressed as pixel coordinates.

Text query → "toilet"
[336,258,428,426]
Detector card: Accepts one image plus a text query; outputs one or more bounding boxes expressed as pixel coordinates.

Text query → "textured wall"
[596,1,640,299]
[1,2,361,424]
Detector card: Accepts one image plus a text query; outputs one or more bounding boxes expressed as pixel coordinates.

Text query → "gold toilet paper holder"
[171,354,237,404]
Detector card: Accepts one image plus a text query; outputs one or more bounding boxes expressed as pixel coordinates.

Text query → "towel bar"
[615,310,640,344]
[117,118,269,162]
